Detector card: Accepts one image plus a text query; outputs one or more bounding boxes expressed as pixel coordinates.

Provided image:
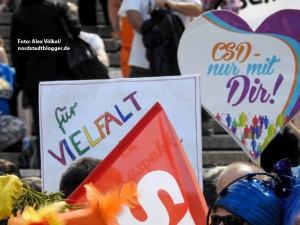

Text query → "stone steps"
[2,38,120,53]
[0,120,245,176]
[0,12,106,25]
[0,152,20,166]
[0,12,12,25]
[0,11,121,67]
[0,22,111,38]
[0,4,248,175]
[4,151,249,179]
[5,48,121,68]
[202,135,241,150]
[203,151,249,166]
[20,169,41,178]
[212,119,228,134]
[0,150,247,177]
[0,133,244,171]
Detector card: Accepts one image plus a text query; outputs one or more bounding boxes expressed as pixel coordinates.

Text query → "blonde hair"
[204,166,226,179]
[67,2,78,16]
[0,36,8,64]
[0,36,4,47]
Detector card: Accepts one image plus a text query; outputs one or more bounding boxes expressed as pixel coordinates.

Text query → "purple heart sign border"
[178,9,300,162]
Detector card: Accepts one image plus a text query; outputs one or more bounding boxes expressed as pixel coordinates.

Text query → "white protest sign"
[178,10,300,161]
[39,75,202,192]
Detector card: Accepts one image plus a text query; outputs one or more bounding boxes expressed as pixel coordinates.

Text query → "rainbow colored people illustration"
[215,112,287,159]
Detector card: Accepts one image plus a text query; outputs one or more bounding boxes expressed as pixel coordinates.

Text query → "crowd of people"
[2,157,300,224]
[0,0,300,224]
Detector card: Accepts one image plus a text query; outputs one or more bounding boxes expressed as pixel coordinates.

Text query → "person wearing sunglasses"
[207,173,283,225]
[211,214,248,225]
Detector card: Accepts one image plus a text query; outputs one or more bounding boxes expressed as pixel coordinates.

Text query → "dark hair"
[21,177,42,192]
[21,0,43,6]
[59,157,101,197]
[0,219,8,225]
[261,127,299,172]
[0,159,21,178]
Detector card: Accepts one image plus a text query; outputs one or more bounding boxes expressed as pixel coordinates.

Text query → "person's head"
[283,165,300,225]
[0,159,21,178]
[208,173,282,225]
[21,176,42,192]
[59,157,101,197]
[217,161,265,193]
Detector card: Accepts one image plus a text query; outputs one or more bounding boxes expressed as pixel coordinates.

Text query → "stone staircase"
[0,3,249,178]
[203,122,248,166]
[0,6,122,76]
[0,121,248,178]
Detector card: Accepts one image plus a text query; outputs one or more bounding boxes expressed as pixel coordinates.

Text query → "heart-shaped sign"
[178,9,300,162]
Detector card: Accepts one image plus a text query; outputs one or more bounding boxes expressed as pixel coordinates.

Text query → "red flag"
[68,102,208,224]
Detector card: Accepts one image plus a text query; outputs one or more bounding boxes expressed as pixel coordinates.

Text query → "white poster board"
[178,10,300,161]
[39,75,202,192]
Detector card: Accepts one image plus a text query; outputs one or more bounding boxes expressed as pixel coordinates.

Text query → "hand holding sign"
[178,9,300,161]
